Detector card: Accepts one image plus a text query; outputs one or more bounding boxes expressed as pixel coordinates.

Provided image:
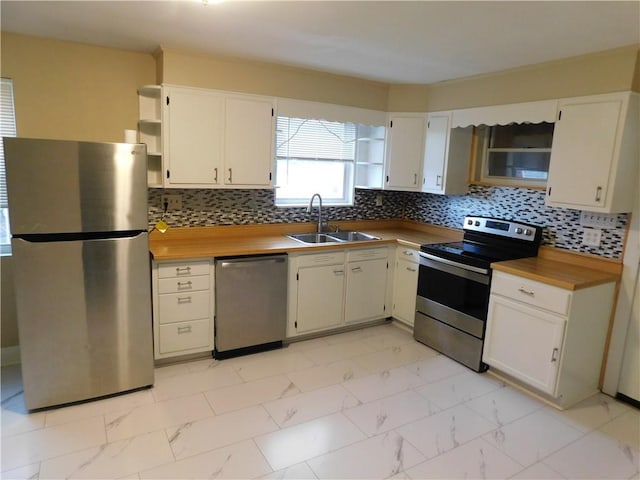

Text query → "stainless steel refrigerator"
[4,137,154,410]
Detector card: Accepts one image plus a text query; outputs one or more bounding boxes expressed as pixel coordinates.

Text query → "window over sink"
[275,116,356,206]
[273,99,387,207]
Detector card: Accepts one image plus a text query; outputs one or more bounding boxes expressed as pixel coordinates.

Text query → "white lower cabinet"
[345,249,389,324]
[288,247,391,337]
[152,259,214,359]
[296,252,346,334]
[483,271,615,408]
[392,247,420,326]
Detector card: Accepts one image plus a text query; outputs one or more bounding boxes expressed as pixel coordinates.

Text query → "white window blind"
[1,78,16,209]
[1,78,16,252]
[275,116,357,206]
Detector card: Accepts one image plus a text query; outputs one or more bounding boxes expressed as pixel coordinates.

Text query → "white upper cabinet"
[224,95,275,186]
[161,85,275,189]
[385,113,425,191]
[546,92,639,213]
[164,86,224,187]
[422,112,472,195]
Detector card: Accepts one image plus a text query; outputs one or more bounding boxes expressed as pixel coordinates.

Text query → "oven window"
[417,265,489,320]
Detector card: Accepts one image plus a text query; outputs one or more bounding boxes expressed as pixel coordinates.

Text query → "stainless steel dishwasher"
[214,254,288,358]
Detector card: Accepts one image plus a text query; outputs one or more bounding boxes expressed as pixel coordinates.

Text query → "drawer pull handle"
[177,281,193,289]
[214,167,218,182]
[414,173,418,185]
[228,168,233,183]
[518,287,535,296]
[595,186,602,202]
[177,326,192,334]
[352,266,363,273]
[406,267,417,272]
[333,269,344,276]
[403,251,414,256]
[177,296,192,304]
[436,175,442,186]
[551,347,559,362]
[176,267,192,275]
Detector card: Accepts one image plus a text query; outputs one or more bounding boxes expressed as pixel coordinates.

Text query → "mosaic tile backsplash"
[149,186,628,259]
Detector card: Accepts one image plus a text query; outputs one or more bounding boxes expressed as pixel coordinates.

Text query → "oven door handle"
[419,251,490,276]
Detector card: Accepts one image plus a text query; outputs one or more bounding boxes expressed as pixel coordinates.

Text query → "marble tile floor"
[1,322,638,479]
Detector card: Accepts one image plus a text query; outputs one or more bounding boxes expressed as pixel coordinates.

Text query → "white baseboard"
[1,346,21,367]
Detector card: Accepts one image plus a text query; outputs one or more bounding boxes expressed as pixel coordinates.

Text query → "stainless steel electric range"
[414,216,543,372]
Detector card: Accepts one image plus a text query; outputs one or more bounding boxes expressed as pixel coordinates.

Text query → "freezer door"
[12,232,154,410]
[4,138,148,234]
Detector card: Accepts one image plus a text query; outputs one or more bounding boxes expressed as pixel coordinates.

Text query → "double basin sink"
[287,231,380,245]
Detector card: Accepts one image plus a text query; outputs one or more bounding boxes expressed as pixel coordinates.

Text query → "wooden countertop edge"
[149,219,463,260]
[149,220,623,290]
[492,256,620,291]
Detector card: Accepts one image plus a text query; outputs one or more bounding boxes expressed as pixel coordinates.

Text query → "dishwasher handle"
[217,255,287,269]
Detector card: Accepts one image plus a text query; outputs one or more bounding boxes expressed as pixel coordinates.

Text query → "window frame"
[0,78,16,256]
[274,115,358,208]
[473,124,553,189]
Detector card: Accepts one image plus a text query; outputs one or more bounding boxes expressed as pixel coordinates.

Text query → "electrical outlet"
[162,194,182,211]
[375,194,383,206]
[582,228,602,247]
[580,211,617,229]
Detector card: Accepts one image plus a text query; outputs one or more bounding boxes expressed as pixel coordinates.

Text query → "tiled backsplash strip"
[148,186,627,260]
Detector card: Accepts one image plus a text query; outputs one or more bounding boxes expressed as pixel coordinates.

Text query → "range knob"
[467,219,473,225]
[474,220,480,226]
[524,228,532,236]
[515,227,523,234]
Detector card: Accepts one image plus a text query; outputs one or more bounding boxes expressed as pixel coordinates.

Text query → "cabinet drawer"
[397,247,420,264]
[491,272,571,315]
[158,275,210,294]
[157,261,210,279]
[347,247,387,262]
[158,318,211,354]
[158,290,210,325]
[297,251,345,267]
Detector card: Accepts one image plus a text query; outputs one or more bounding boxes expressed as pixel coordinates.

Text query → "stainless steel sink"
[287,233,345,244]
[327,231,380,242]
[286,231,380,244]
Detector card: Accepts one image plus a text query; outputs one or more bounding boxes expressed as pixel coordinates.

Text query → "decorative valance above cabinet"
[451,99,558,127]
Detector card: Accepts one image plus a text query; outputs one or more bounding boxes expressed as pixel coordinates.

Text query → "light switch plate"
[580,211,617,229]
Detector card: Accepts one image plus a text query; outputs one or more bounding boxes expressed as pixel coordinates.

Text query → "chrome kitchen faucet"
[307,193,326,232]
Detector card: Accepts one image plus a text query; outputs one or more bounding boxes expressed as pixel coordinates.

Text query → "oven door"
[414,252,491,371]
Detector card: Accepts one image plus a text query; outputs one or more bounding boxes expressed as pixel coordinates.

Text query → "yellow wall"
[388,44,640,112]
[1,32,156,142]
[160,48,389,110]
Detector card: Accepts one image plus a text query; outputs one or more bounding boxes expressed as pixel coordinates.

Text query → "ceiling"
[1,1,639,84]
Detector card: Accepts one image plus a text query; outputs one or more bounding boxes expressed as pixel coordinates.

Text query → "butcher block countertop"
[492,249,621,290]
[149,219,462,261]
[150,219,622,289]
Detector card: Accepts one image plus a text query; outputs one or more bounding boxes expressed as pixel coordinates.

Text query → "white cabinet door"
[385,114,425,190]
[296,264,345,333]
[422,114,448,192]
[484,295,566,395]
[164,86,223,187]
[392,258,419,326]
[345,258,388,324]
[224,95,274,186]
[546,98,621,209]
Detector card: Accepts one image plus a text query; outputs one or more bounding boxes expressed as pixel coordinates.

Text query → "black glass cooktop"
[420,241,535,269]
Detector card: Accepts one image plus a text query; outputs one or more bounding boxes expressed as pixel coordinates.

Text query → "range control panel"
[463,216,542,243]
